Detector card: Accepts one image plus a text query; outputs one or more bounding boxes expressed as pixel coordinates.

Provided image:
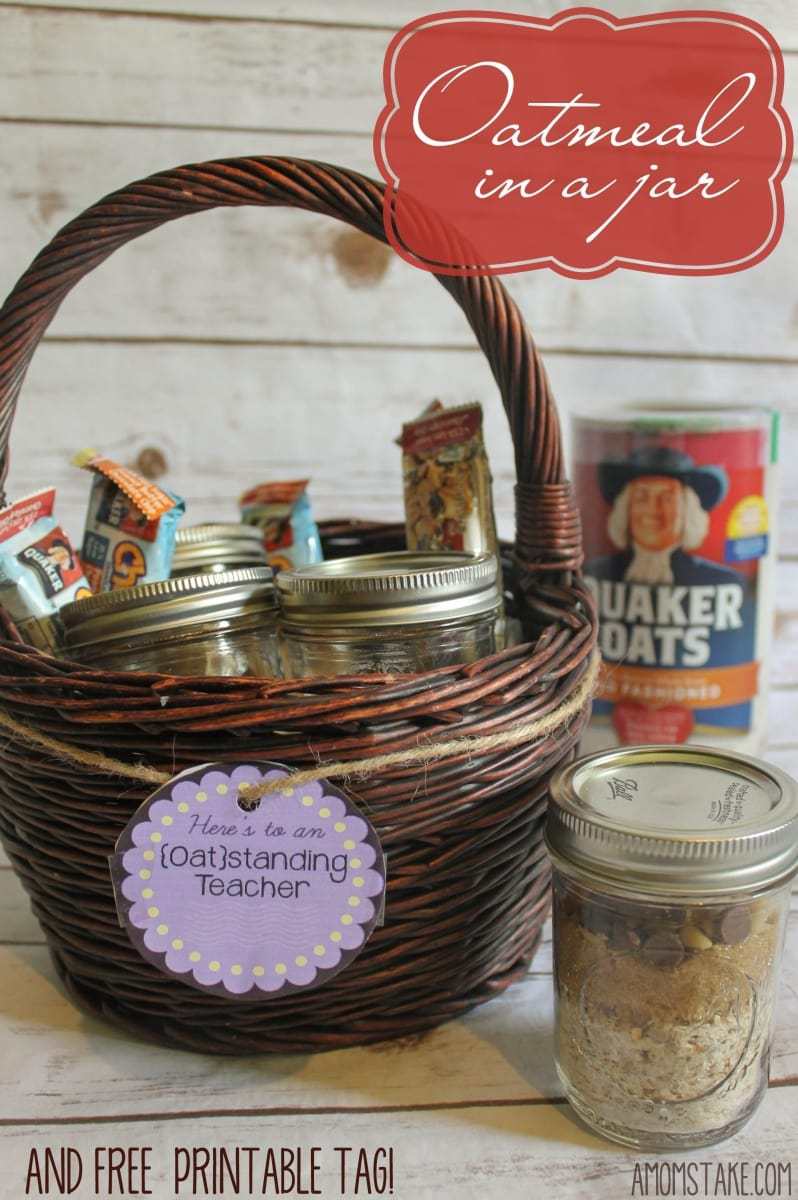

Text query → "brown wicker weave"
[0,158,596,1054]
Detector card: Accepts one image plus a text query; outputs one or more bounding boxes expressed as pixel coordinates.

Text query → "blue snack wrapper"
[76,453,185,591]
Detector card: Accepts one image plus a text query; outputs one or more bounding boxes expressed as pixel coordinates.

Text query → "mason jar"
[546,744,798,1150]
[60,568,281,677]
[171,523,269,576]
[277,551,503,676]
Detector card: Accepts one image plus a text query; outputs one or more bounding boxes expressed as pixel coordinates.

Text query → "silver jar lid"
[61,567,277,651]
[547,744,798,896]
[277,551,501,627]
[172,523,268,573]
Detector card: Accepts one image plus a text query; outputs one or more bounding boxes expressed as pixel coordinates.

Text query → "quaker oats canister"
[572,408,778,754]
[547,744,798,1150]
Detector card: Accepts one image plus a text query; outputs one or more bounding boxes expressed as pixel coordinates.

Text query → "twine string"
[0,709,170,785]
[0,653,599,796]
[238,654,599,799]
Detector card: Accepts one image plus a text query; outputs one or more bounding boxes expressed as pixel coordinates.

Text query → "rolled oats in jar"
[547,744,798,1150]
[276,551,502,677]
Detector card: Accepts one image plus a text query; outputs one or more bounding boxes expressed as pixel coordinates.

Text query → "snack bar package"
[239,479,322,571]
[399,401,500,558]
[76,452,185,591]
[0,488,92,650]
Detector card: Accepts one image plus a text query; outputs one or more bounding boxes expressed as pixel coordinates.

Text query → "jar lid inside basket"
[172,523,268,571]
[276,551,501,626]
[547,744,798,896]
[61,567,277,649]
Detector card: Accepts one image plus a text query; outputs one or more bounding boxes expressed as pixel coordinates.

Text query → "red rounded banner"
[374,8,792,277]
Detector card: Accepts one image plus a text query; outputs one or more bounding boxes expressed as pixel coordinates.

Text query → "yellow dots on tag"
[216,783,228,796]
[231,965,243,976]
[171,939,184,951]
[156,924,168,936]
[150,832,162,843]
[275,963,287,975]
[295,955,308,967]
[139,868,151,880]
[209,961,221,973]
[189,951,201,963]
[195,791,207,803]
[142,850,155,862]
[252,965,265,977]
[301,795,314,807]
[161,815,173,826]
[348,896,360,908]
[319,807,331,818]
[353,877,365,888]
[334,822,346,833]
[350,858,362,869]
[341,914,354,926]
[177,802,189,813]
[147,907,159,918]
[313,944,326,957]
[282,787,294,797]
[330,931,342,944]
[141,888,154,900]
[343,839,355,850]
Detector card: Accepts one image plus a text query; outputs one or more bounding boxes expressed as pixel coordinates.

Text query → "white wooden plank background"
[2,123,797,362]
[0,1,796,1193]
[5,0,798,45]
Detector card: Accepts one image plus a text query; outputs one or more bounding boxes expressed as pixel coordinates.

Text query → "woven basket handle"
[0,157,582,586]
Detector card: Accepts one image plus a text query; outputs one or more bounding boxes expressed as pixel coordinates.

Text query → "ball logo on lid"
[110,762,386,1000]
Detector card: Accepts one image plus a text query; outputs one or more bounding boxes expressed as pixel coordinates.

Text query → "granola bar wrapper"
[76,452,185,591]
[399,402,500,561]
[0,488,92,650]
[239,479,322,571]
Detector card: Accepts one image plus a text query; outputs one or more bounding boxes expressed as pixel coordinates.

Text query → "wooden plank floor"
[1,745,797,1197]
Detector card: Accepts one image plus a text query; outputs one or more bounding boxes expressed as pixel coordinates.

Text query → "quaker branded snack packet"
[239,479,322,572]
[76,452,185,591]
[399,401,499,560]
[573,408,778,754]
[0,488,92,650]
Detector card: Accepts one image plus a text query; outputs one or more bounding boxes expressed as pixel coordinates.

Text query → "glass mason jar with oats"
[546,744,798,1150]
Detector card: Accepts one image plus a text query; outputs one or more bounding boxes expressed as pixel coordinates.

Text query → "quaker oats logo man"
[591,445,740,587]
[45,536,77,578]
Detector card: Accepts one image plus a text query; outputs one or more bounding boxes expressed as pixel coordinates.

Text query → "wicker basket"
[0,158,596,1054]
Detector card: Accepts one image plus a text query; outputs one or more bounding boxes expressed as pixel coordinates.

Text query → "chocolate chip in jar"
[715,905,753,946]
[641,930,686,968]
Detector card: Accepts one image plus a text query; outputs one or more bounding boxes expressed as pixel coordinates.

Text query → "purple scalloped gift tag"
[109,762,386,1000]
